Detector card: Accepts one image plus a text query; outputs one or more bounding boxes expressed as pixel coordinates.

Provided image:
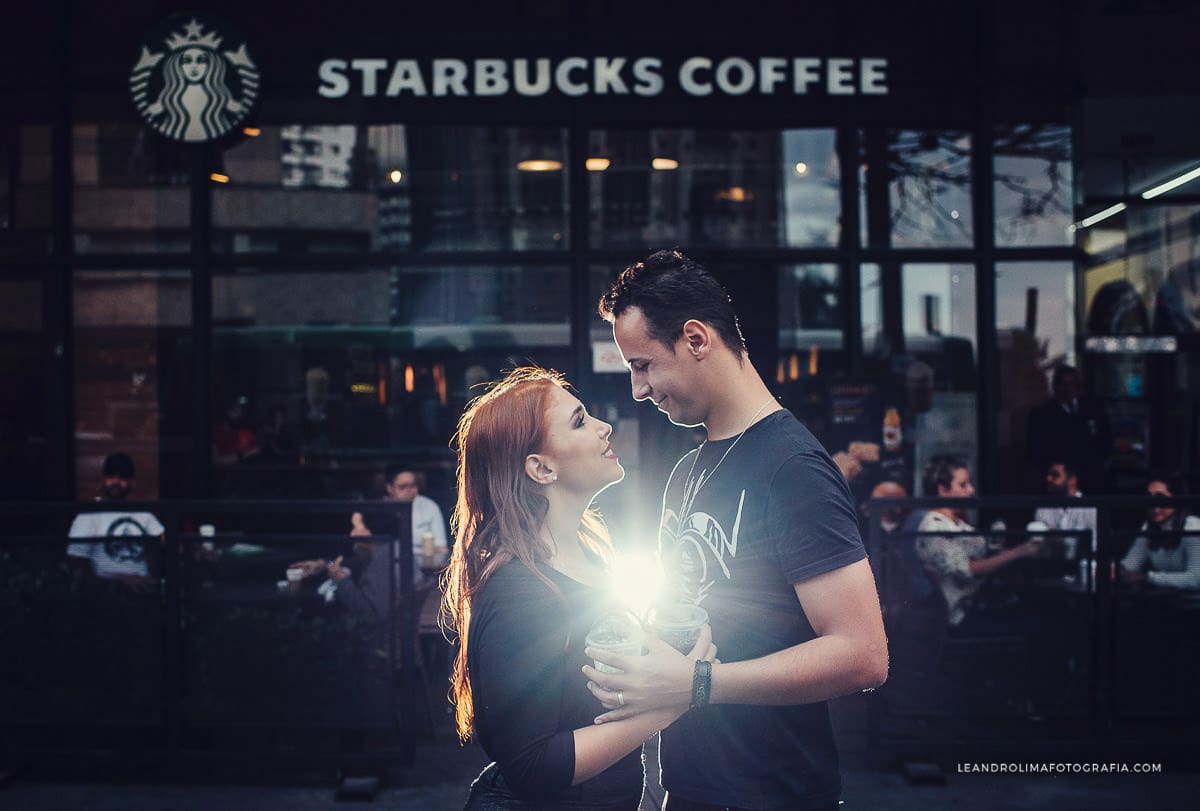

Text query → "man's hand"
[831,451,863,481]
[290,559,327,578]
[582,625,717,724]
[847,441,881,464]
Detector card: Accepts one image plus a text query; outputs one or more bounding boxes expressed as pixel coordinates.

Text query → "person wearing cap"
[66,452,163,589]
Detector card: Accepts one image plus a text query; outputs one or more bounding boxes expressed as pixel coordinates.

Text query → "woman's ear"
[524,453,557,485]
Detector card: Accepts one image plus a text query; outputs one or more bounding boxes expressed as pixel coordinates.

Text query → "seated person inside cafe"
[915,455,1043,628]
[66,452,163,590]
[1033,460,1096,562]
[289,465,450,620]
[1120,474,1200,590]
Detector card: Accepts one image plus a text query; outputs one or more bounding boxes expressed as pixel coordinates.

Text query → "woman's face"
[180,48,210,82]
[535,386,623,494]
[1147,479,1175,525]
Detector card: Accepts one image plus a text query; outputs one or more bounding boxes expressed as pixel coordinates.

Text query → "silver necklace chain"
[681,398,777,513]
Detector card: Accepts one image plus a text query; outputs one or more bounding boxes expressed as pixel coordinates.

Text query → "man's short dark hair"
[922,454,966,496]
[597,249,747,355]
[102,452,135,479]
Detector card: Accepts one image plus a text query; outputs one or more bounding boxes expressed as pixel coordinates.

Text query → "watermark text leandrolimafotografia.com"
[957,762,1162,775]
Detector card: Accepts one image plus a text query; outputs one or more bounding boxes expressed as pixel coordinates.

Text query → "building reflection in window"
[210,265,570,499]
[860,129,973,248]
[213,124,569,254]
[588,128,839,248]
[994,124,1073,247]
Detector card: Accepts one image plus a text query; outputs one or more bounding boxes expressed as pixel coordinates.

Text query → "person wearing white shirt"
[1033,461,1097,560]
[66,452,163,589]
[1121,476,1200,591]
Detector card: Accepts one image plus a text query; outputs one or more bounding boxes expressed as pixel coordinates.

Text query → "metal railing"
[0,499,431,776]
[863,494,1200,766]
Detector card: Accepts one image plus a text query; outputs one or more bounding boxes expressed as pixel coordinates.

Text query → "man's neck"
[703,361,780,440]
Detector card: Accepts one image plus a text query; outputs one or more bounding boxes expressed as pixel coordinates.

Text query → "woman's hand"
[583,624,718,724]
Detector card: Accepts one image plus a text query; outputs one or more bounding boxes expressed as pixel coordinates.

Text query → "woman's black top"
[466,560,642,807]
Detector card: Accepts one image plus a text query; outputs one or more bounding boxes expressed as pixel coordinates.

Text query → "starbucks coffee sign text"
[317,56,888,99]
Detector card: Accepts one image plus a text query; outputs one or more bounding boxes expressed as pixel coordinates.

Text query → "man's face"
[612,306,707,428]
[1045,463,1074,495]
[385,472,419,503]
[102,475,132,501]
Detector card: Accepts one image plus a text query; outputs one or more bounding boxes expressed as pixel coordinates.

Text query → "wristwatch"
[690,660,712,709]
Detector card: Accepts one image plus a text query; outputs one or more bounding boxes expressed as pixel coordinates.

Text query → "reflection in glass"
[589,128,838,248]
[0,127,53,256]
[73,270,193,498]
[778,264,843,351]
[860,130,973,248]
[1082,204,1200,336]
[73,124,190,254]
[995,262,1075,491]
[210,266,570,498]
[993,124,1073,247]
[214,125,568,253]
[0,278,47,498]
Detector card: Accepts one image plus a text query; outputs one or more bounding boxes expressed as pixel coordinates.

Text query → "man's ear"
[681,319,711,360]
[524,453,557,485]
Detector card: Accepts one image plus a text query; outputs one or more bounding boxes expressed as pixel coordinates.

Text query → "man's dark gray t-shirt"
[657,409,866,810]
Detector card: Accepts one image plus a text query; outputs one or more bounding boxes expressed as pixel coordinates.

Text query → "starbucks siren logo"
[129,14,259,143]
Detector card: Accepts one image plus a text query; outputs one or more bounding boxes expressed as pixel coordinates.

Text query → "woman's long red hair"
[440,367,610,742]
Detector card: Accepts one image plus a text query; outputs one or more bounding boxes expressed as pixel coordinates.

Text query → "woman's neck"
[541,495,603,586]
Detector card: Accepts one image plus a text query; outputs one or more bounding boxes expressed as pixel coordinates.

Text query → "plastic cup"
[585,612,646,674]
[286,566,304,593]
[647,603,709,654]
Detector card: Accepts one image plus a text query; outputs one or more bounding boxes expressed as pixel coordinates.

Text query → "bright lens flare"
[609,551,665,620]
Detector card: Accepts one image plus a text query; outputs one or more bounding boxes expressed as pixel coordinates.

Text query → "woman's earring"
[551,474,558,482]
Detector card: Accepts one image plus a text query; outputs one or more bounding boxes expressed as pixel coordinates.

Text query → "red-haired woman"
[443,368,715,810]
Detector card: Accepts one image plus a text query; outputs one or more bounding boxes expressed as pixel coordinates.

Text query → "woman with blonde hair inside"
[442,367,715,810]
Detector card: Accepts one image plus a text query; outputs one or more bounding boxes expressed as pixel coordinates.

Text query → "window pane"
[0,278,47,497]
[994,124,1073,247]
[73,125,190,254]
[0,126,53,257]
[1082,204,1200,336]
[778,264,843,352]
[589,128,839,248]
[213,125,569,253]
[995,261,1075,490]
[211,265,570,498]
[860,130,973,248]
[73,270,193,499]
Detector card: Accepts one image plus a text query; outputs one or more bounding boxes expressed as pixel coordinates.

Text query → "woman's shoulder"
[476,560,561,610]
[1183,514,1200,531]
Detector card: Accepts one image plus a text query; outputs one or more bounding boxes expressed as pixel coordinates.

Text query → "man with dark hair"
[590,249,888,811]
[1034,460,1096,561]
[66,452,163,588]
[1026,365,1112,493]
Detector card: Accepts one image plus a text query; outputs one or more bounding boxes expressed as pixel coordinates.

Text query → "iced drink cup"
[648,603,708,654]
[585,612,646,674]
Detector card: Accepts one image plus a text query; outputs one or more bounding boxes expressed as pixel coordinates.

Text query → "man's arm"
[586,559,887,719]
[708,558,887,705]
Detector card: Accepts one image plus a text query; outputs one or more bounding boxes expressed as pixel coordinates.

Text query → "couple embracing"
[442,250,888,811]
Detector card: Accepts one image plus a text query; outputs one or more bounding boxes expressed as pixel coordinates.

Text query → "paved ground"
[3,696,1196,809]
